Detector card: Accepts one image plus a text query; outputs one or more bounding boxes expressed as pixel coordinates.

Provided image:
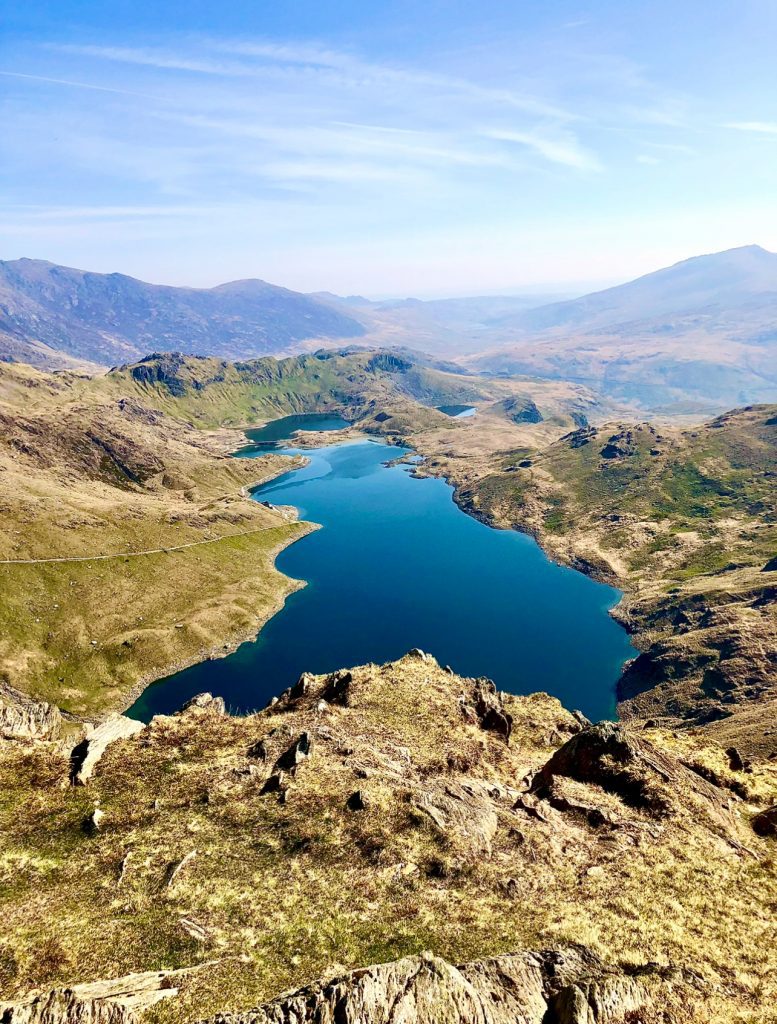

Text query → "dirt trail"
[0,524,290,565]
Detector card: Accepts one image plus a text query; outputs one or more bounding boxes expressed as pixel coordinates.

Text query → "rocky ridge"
[1,652,775,1022]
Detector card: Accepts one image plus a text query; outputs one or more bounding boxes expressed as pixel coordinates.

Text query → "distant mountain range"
[2,246,777,414]
[464,246,777,413]
[0,259,365,369]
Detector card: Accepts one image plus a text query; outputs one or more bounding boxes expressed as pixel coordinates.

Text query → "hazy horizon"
[4,1,777,294]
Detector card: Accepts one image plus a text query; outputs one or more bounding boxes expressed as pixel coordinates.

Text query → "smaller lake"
[128,420,636,723]
[239,413,350,451]
[437,404,476,418]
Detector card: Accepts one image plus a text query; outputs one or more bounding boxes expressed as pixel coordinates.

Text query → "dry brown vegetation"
[0,362,312,716]
[0,654,775,1022]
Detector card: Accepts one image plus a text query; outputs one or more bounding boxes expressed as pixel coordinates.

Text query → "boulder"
[70,716,144,785]
[346,790,367,812]
[194,945,664,1024]
[0,968,188,1024]
[274,732,313,773]
[752,806,777,838]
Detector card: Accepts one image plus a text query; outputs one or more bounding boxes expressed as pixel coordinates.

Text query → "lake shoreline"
[129,424,634,722]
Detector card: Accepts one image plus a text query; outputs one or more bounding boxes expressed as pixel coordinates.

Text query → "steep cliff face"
[1,653,775,1022]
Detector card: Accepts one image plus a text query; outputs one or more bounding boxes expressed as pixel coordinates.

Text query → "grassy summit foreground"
[1,652,776,1022]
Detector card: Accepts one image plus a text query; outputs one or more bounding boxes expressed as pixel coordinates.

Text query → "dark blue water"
[437,404,476,418]
[236,413,350,453]
[128,426,635,722]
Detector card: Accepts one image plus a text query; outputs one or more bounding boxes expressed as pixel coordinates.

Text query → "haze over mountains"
[1,246,776,414]
[0,258,365,370]
[465,245,777,412]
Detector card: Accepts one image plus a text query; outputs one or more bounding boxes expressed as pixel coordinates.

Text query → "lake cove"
[128,422,636,722]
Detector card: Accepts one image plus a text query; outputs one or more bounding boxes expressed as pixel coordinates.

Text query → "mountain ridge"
[0,259,366,369]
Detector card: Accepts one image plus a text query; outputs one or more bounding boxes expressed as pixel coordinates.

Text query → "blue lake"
[128,420,636,722]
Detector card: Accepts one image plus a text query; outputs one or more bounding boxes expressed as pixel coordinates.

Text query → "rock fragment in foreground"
[0,968,188,1024]
[70,715,145,784]
[197,946,665,1024]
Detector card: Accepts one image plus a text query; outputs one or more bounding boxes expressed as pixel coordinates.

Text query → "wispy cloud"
[723,121,777,135]
[484,128,602,170]
[0,69,151,98]
[52,40,576,121]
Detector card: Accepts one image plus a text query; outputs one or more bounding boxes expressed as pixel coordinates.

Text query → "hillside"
[0,352,597,717]
[446,405,777,754]
[0,360,315,717]
[494,245,777,334]
[469,246,777,413]
[0,260,365,369]
[1,653,776,1023]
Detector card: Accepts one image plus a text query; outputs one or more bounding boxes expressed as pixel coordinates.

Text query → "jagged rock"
[472,678,513,742]
[260,772,285,795]
[572,710,592,730]
[531,722,734,825]
[85,808,105,833]
[246,739,267,761]
[163,850,197,889]
[117,851,132,885]
[752,806,777,838]
[346,790,367,811]
[274,732,312,772]
[178,693,225,715]
[0,684,62,741]
[513,792,552,823]
[70,716,144,785]
[321,670,353,706]
[0,968,189,1024]
[412,779,500,855]
[285,673,315,704]
[407,648,435,662]
[726,746,746,771]
[195,945,663,1024]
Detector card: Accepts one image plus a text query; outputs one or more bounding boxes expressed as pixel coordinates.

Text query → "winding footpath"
[0,524,291,565]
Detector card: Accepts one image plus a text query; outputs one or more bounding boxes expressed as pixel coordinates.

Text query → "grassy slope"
[459,406,777,751]
[99,349,599,433]
[0,352,595,717]
[0,655,775,1021]
[0,362,312,717]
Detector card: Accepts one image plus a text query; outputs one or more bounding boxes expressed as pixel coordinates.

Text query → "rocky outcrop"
[530,723,737,841]
[70,715,145,785]
[752,806,777,838]
[411,778,500,857]
[616,583,777,755]
[0,684,61,740]
[471,678,513,742]
[0,968,188,1024]
[177,693,226,715]
[500,396,543,424]
[197,946,666,1024]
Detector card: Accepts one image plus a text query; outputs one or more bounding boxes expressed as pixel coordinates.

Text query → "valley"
[0,341,774,1024]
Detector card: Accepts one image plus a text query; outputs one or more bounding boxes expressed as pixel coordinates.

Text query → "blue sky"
[3,1,777,296]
